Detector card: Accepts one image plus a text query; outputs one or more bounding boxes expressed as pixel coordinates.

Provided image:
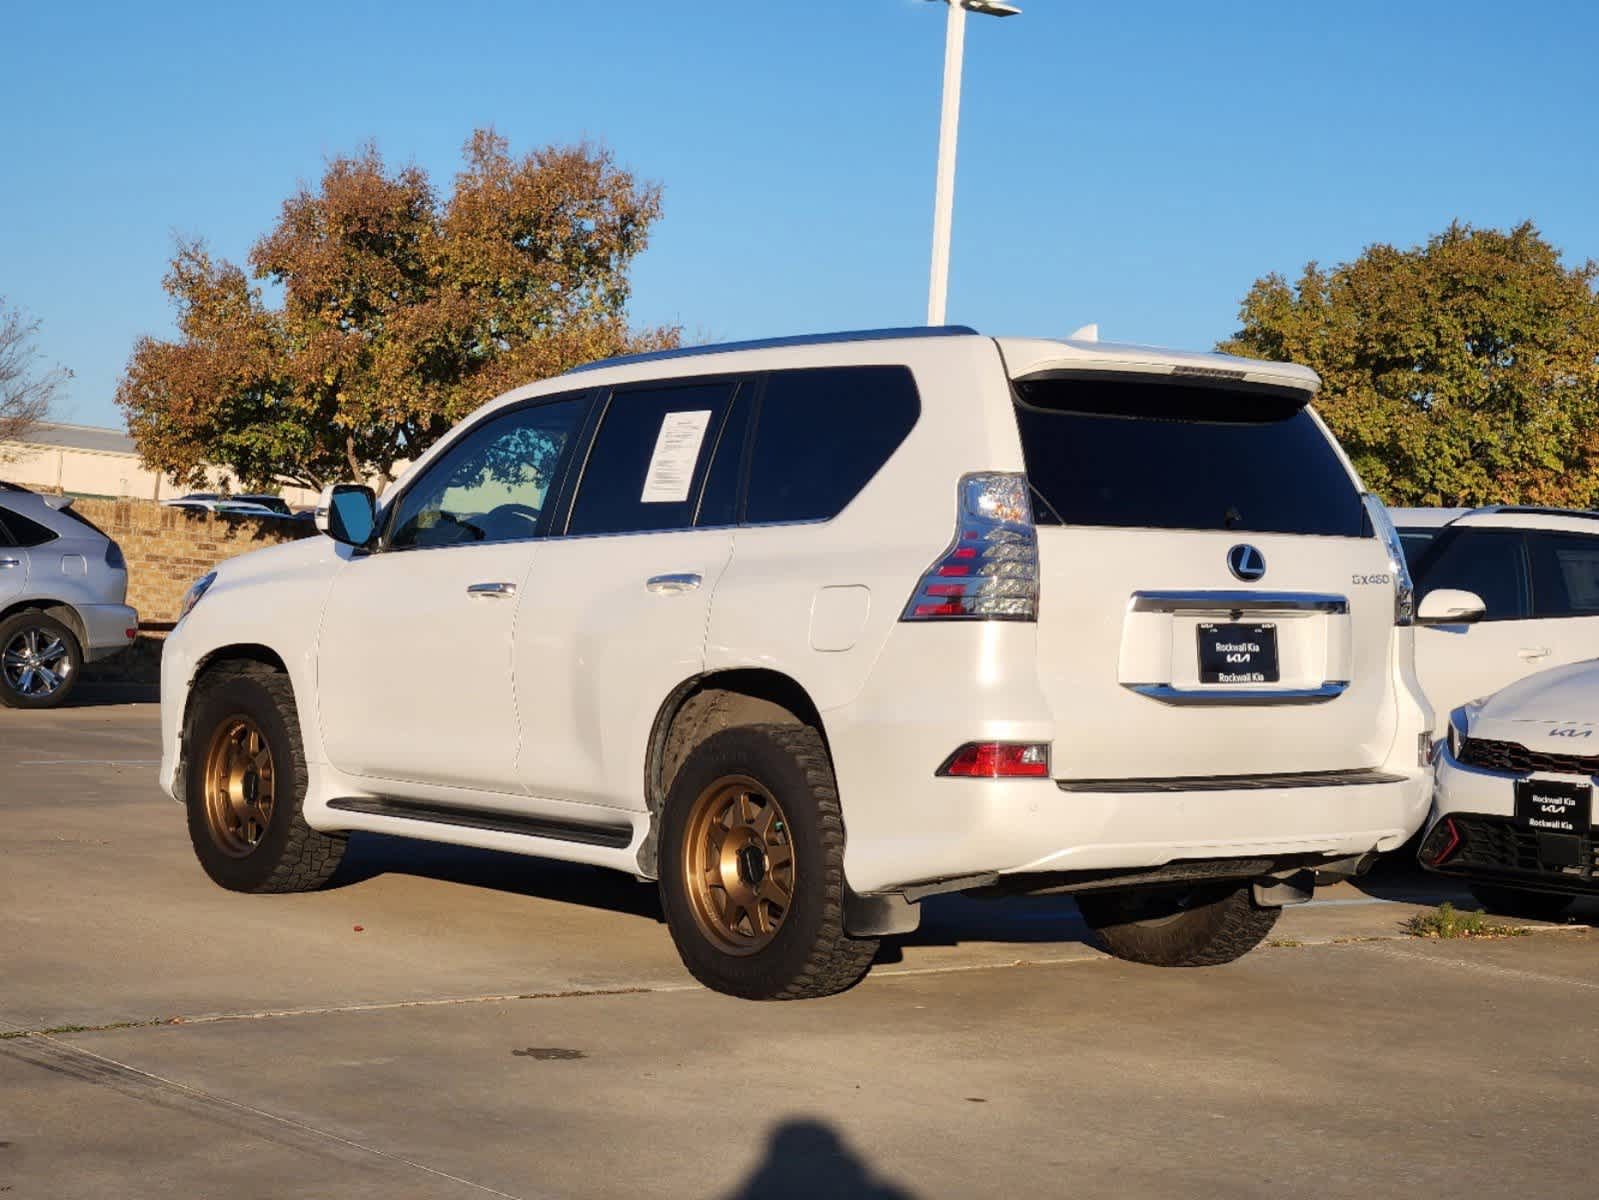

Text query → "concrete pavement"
[4,700,1597,1198]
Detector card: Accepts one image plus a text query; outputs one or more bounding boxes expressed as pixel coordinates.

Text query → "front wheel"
[184,665,346,893]
[1468,884,1573,922]
[1076,882,1280,967]
[658,723,878,1000]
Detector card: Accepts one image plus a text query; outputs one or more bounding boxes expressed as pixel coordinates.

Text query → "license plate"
[1197,622,1279,684]
[1514,779,1592,835]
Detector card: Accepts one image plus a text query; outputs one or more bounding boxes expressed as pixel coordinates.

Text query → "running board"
[326,796,634,849]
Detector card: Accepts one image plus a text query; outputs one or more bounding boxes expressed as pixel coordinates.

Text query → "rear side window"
[1528,532,1599,617]
[1414,529,1530,620]
[0,507,58,547]
[1012,376,1367,537]
[567,383,735,536]
[744,367,920,525]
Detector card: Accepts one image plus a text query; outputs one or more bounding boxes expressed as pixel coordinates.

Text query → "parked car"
[163,496,289,518]
[0,488,138,707]
[161,326,1433,999]
[1420,658,1599,919]
[1392,506,1599,726]
[163,494,293,516]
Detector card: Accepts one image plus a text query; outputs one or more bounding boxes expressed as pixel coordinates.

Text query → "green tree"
[1220,222,1599,507]
[118,129,676,492]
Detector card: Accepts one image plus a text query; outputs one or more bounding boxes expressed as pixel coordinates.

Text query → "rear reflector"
[1417,817,1461,867]
[937,742,1051,779]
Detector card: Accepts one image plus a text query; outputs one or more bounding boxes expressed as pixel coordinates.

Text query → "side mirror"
[1416,588,1487,625]
[316,484,378,549]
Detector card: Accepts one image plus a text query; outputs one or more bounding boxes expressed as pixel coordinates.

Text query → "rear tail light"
[1417,817,1461,867]
[105,540,126,570]
[902,473,1039,621]
[937,741,1051,779]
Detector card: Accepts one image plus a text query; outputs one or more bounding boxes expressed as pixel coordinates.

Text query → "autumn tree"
[0,300,68,458]
[119,130,677,492]
[1220,222,1599,507]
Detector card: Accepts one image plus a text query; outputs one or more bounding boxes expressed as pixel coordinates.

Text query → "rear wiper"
[1029,483,1066,526]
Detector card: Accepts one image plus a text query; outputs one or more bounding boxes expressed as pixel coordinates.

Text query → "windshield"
[1012,375,1368,538]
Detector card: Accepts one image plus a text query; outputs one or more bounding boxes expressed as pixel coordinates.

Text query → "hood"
[1463,659,1599,748]
[211,532,340,585]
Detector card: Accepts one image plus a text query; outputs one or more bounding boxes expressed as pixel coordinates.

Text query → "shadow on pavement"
[328,833,665,922]
[60,682,160,707]
[723,1120,916,1200]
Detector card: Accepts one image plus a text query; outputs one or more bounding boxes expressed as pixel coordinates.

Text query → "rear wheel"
[1076,882,1280,967]
[1468,884,1574,922]
[0,612,82,709]
[184,665,345,892]
[659,723,878,1000]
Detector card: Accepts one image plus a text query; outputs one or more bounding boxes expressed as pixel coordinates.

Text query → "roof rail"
[1471,505,1599,521]
[566,326,981,375]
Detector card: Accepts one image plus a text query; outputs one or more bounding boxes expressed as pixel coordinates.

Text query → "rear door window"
[1528,531,1599,617]
[744,366,920,525]
[567,383,735,536]
[1011,376,1367,537]
[1414,529,1531,620]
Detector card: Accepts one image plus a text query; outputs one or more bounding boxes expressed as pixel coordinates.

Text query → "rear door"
[514,379,740,809]
[1013,372,1401,779]
[1411,527,1535,719]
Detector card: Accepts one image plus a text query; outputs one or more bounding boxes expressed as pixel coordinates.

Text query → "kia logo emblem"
[1227,544,1266,582]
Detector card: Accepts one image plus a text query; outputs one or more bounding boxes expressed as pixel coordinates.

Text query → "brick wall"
[75,497,315,625]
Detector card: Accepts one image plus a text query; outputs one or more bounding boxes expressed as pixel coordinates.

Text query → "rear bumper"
[845,770,1428,895]
[77,603,139,661]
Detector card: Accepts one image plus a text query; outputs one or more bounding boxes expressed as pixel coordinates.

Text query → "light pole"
[926,0,1019,326]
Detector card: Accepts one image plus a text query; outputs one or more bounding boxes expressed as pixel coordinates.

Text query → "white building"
[0,421,317,506]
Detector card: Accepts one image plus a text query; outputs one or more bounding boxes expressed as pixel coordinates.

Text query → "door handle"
[466,581,517,599]
[1518,646,1551,661]
[646,573,703,595]
[0,558,19,569]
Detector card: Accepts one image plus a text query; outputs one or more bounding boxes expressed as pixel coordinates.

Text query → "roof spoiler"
[42,494,73,512]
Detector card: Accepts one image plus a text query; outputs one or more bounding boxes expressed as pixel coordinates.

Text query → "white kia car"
[1421,659,1599,919]
[1393,505,1599,726]
[160,326,1434,999]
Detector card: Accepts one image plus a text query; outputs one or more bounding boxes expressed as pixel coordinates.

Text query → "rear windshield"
[1012,375,1368,538]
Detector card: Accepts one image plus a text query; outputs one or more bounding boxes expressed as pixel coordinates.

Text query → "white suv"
[1393,506,1599,725]
[161,327,1432,999]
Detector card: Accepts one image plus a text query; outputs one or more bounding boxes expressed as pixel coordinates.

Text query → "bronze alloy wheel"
[681,774,797,955]
[200,715,277,857]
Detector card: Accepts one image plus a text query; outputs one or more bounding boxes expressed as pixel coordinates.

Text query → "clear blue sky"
[2,0,1594,429]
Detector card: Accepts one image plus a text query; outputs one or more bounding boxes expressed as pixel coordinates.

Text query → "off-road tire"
[1469,883,1573,922]
[0,611,82,709]
[659,723,878,1000]
[184,664,345,892]
[1077,882,1280,967]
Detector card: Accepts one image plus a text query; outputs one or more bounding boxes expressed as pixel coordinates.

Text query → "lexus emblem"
[1227,544,1266,582]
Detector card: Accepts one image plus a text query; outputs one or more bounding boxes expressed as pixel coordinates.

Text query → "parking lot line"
[15,758,162,766]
